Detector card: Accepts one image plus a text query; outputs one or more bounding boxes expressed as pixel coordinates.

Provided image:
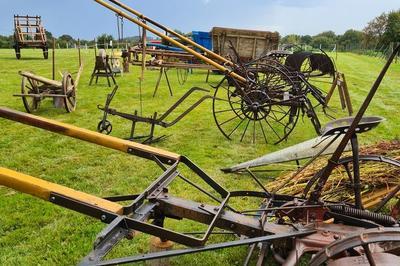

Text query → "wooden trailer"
[211,27,280,62]
[13,15,48,59]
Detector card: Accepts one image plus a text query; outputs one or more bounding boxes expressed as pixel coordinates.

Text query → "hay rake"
[0,43,399,265]
[95,0,335,144]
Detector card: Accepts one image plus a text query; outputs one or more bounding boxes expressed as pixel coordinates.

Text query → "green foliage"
[363,12,388,49]
[311,36,334,50]
[382,10,400,46]
[0,35,13,48]
[96,33,114,48]
[339,29,364,50]
[281,34,301,44]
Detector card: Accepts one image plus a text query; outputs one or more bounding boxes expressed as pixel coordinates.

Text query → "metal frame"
[97,86,213,143]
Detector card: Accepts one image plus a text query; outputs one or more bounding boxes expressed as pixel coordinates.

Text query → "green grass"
[0,48,399,265]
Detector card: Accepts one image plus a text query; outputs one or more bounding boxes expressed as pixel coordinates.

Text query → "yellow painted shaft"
[0,167,124,214]
[93,0,247,84]
[0,107,180,162]
[107,0,233,66]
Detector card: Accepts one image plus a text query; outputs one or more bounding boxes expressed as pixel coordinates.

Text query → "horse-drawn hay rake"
[95,0,339,144]
[0,38,399,265]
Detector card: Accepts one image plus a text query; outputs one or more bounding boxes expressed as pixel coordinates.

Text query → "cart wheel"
[43,47,48,59]
[21,76,40,113]
[97,120,112,135]
[213,63,300,144]
[62,73,76,113]
[15,45,21,60]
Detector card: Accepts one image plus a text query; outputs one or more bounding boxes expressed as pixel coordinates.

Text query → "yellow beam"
[107,0,233,66]
[0,167,124,215]
[93,0,247,84]
[0,107,180,162]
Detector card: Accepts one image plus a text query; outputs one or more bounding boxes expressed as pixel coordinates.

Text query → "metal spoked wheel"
[21,76,40,113]
[310,228,400,266]
[43,47,49,60]
[212,63,301,144]
[97,120,113,135]
[305,155,400,212]
[62,73,77,113]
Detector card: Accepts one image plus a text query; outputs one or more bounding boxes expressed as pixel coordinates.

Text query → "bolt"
[50,196,56,202]
[334,234,340,240]
[200,204,205,208]
[101,215,107,221]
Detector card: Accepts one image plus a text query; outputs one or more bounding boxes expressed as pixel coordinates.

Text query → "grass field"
[0,48,399,265]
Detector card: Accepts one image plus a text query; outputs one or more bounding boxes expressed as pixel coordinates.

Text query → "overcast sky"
[0,0,398,39]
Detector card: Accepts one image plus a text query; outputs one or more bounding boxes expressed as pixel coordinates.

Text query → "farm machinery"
[13,15,48,59]
[0,42,399,265]
[13,40,83,113]
[96,0,340,144]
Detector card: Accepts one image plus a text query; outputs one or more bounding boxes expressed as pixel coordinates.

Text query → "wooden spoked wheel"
[62,73,77,113]
[21,76,40,113]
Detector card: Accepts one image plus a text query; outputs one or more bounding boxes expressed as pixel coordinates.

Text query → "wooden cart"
[13,15,48,59]
[211,27,280,62]
[14,70,80,113]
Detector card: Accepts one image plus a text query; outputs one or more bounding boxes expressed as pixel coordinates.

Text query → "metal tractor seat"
[321,116,385,137]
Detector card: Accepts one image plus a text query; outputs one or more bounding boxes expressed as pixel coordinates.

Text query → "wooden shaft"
[93,0,247,84]
[0,167,124,215]
[107,0,232,66]
[0,107,181,163]
[19,71,62,87]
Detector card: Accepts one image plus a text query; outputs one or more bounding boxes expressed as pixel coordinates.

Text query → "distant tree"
[363,12,388,48]
[281,34,301,44]
[45,30,53,41]
[0,35,13,48]
[315,31,337,40]
[300,35,313,45]
[382,10,400,47]
[311,36,334,50]
[59,34,74,43]
[96,34,114,48]
[339,29,364,50]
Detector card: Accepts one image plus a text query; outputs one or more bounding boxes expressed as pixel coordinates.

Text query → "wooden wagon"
[211,27,280,62]
[13,41,83,113]
[13,15,48,59]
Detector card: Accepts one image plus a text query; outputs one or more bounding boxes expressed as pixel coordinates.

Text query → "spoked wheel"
[21,76,40,113]
[310,228,400,266]
[298,53,335,90]
[304,155,400,213]
[43,47,49,60]
[97,120,113,135]
[213,64,300,144]
[15,45,21,60]
[62,73,77,113]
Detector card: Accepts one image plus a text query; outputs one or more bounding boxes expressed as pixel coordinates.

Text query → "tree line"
[281,9,400,51]
[0,32,142,49]
[1,9,399,51]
